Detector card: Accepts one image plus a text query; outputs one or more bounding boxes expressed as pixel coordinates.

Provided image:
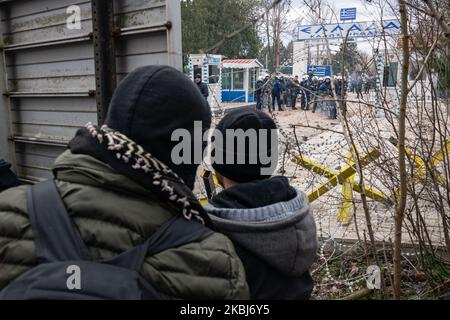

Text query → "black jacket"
[205,176,317,300]
[0,159,21,193]
[197,82,209,98]
[291,80,301,95]
[255,80,264,97]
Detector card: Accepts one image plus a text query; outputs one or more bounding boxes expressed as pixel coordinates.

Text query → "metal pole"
[0,4,16,167]
[166,0,183,71]
[307,41,311,68]
[91,0,116,125]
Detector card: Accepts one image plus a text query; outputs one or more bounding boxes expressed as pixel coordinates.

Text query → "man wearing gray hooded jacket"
[205,108,318,300]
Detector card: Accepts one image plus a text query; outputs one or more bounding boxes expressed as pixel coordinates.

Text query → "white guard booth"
[221,59,263,104]
[188,54,222,110]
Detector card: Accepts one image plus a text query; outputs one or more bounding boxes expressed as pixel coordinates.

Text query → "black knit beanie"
[105,65,212,190]
[212,108,278,183]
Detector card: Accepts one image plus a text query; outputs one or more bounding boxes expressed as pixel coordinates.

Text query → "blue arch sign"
[298,20,401,41]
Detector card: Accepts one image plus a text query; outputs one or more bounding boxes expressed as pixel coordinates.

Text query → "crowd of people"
[255,73,352,120]
[349,71,376,99]
[254,69,378,121]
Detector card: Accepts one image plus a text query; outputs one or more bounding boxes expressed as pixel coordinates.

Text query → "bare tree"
[393,0,410,300]
[277,0,450,299]
[260,0,292,71]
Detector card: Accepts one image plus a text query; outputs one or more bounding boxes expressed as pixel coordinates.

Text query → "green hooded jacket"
[0,150,249,299]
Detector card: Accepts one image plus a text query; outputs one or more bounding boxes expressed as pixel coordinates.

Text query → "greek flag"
[340,8,357,21]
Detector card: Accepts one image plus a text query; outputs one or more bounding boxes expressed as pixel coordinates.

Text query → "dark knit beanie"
[212,108,278,183]
[105,65,212,190]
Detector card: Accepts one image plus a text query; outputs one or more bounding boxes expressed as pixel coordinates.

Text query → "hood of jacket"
[205,177,317,277]
[105,65,211,190]
[53,150,161,198]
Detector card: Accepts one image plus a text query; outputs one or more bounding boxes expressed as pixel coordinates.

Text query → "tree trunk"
[394,0,410,300]
[274,3,281,70]
[266,11,272,70]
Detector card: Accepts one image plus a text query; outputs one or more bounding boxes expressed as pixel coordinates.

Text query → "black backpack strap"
[27,180,92,263]
[146,215,214,256]
[105,215,214,271]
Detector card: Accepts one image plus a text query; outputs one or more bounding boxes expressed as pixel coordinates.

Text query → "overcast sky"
[289,0,397,23]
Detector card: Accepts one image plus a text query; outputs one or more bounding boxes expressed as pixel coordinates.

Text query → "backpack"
[0,180,213,300]
[0,159,21,192]
[273,80,282,93]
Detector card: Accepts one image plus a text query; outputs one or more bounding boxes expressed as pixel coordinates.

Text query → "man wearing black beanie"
[0,66,249,299]
[205,108,318,300]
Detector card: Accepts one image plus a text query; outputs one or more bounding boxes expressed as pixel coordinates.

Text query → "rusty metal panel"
[114,0,166,29]
[1,1,93,46]
[15,142,64,182]
[0,17,14,166]
[114,0,182,72]
[0,0,96,182]
[0,0,182,182]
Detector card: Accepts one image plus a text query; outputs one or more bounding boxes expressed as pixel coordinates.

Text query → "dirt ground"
[273,97,448,247]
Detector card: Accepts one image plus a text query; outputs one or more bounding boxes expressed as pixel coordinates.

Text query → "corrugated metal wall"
[0,0,182,182]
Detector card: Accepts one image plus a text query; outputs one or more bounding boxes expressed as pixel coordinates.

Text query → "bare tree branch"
[423,0,450,37]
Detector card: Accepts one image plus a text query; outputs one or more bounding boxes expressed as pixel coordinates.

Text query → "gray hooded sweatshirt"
[205,176,317,299]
